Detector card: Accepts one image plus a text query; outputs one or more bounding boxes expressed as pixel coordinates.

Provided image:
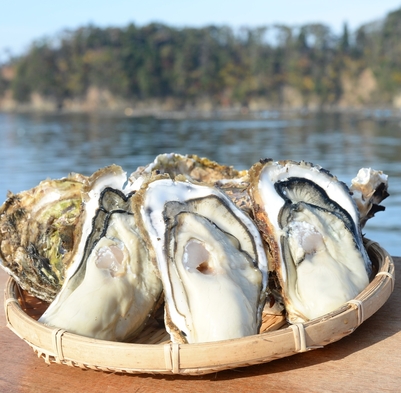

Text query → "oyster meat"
[39,165,162,341]
[249,159,371,323]
[0,174,86,302]
[133,174,268,343]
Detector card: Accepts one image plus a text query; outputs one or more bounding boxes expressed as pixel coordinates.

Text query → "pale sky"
[1,0,401,60]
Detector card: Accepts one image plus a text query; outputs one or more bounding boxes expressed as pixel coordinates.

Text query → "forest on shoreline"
[2,7,401,114]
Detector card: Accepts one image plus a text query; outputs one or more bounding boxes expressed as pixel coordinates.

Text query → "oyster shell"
[39,165,163,341]
[0,174,86,302]
[127,153,252,215]
[133,174,268,343]
[128,153,246,186]
[350,168,389,228]
[249,159,371,323]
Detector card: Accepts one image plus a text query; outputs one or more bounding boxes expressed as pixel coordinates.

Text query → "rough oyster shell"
[0,174,86,302]
[128,153,246,186]
[127,153,252,215]
[249,159,371,323]
[39,165,163,341]
[133,174,268,343]
[350,168,389,228]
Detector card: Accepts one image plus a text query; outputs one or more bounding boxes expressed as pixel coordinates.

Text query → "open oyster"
[133,174,268,343]
[249,159,371,323]
[0,174,86,302]
[39,165,163,341]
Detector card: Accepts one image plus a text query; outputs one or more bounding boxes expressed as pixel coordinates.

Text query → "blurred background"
[0,1,400,256]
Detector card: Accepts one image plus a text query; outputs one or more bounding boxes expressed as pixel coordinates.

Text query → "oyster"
[249,159,371,323]
[350,168,389,228]
[39,165,163,341]
[133,174,268,343]
[127,153,252,215]
[0,174,86,302]
[128,153,246,186]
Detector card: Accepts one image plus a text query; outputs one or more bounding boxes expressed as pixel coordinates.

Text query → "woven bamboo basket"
[3,239,395,376]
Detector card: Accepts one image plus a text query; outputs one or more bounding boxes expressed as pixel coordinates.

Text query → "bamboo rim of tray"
[3,239,395,376]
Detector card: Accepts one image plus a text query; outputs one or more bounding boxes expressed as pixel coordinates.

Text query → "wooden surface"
[1,257,400,393]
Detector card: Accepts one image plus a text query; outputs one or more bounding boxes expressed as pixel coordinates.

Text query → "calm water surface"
[0,111,400,256]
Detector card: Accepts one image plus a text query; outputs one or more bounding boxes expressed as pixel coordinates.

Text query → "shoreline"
[1,105,400,121]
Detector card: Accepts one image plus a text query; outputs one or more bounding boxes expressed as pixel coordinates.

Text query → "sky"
[1,0,401,60]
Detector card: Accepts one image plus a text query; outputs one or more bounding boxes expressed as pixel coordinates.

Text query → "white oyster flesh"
[40,212,161,341]
[140,179,268,343]
[282,203,369,321]
[39,166,162,341]
[64,165,129,286]
[252,160,371,323]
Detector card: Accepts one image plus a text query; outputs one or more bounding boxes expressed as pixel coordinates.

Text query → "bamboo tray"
[3,239,395,376]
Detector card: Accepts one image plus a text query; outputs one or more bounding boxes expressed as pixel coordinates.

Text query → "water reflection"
[0,111,399,256]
